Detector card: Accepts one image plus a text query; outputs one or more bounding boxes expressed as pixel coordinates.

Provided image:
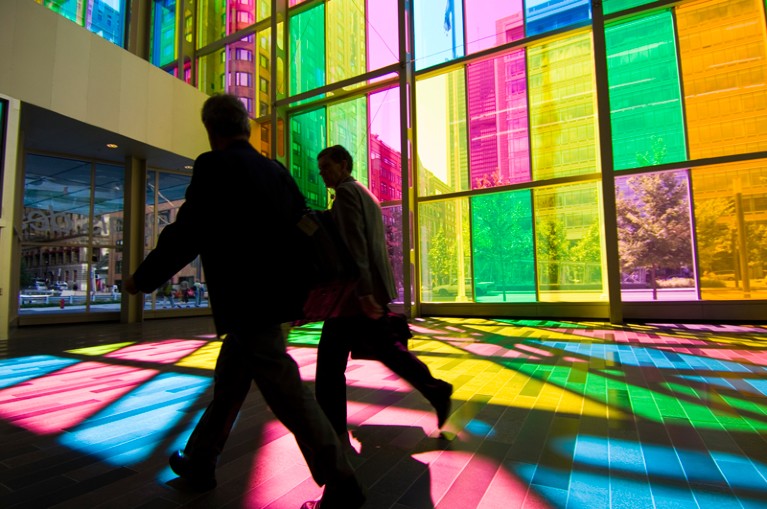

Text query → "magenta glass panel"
[369,87,402,203]
[468,48,530,189]
[382,205,405,303]
[367,0,399,75]
[465,0,524,54]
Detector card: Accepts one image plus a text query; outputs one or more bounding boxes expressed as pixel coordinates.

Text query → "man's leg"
[364,321,453,427]
[314,318,354,437]
[239,324,357,489]
[182,335,251,466]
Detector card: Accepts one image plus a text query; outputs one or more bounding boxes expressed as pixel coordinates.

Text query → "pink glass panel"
[369,87,402,202]
[468,48,530,189]
[367,0,399,74]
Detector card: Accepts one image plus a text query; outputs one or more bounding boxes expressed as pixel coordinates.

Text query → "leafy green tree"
[427,226,455,286]
[535,215,570,287]
[693,196,733,274]
[616,171,692,299]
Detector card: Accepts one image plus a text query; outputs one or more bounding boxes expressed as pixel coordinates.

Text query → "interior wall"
[0,0,208,162]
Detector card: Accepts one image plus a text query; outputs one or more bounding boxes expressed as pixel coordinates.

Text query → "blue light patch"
[60,372,212,465]
[0,356,79,389]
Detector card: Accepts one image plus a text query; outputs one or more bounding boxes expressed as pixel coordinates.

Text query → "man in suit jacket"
[124,95,364,508]
[314,145,453,442]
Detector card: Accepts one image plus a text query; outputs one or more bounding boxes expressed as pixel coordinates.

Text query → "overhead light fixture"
[184,165,193,170]
[106,143,118,149]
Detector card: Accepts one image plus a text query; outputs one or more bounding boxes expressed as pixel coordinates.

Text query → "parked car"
[52,282,68,291]
[432,279,494,296]
[712,270,735,281]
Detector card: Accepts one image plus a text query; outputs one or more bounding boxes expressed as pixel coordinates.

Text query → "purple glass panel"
[467,48,530,189]
[369,87,402,203]
[383,205,405,303]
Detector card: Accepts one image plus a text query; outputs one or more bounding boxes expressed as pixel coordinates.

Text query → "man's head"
[201,93,251,149]
[317,145,353,189]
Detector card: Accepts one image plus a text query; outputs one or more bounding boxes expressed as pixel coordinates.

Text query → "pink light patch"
[104,339,207,364]
[0,362,158,434]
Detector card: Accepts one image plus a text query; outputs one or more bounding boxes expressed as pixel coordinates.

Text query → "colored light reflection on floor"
[60,372,211,465]
[0,361,158,434]
[2,318,767,508]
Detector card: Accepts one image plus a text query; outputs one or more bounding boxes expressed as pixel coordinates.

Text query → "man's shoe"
[300,474,366,509]
[169,450,217,491]
[433,381,453,429]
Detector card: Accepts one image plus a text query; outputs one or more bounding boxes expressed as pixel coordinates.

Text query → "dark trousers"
[316,315,447,436]
[183,323,353,486]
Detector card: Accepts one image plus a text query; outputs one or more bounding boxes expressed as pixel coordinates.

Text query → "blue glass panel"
[525,0,592,37]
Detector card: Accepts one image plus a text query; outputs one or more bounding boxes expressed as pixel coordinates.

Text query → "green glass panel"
[528,33,599,181]
[197,48,226,96]
[534,182,606,302]
[328,98,369,188]
[420,198,472,302]
[471,191,536,302]
[197,0,226,49]
[290,108,327,210]
[606,11,686,170]
[327,0,366,86]
[289,5,326,97]
[416,69,469,196]
[603,0,657,15]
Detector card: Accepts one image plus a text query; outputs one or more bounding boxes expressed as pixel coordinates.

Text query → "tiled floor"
[1,316,767,508]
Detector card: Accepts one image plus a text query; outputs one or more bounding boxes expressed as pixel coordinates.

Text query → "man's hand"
[358,294,384,320]
[123,276,139,295]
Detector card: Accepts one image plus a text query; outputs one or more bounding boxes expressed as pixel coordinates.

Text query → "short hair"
[317,145,354,174]
[201,93,251,137]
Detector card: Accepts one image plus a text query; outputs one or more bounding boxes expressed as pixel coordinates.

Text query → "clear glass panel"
[289,4,326,97]
[367,0,399,78]
[467,48,530,189]
[677,0,767,159]
[413,0,465,71]
[416,69,468,196]
[419,197,472,302]
[692,160,767,300]
[90,246,123,313]
[525,0,592,37]
[92,163,124,247]
[227,35,257,117]
[328,97,369,187]
[528,32,599,181]
[471,190,536,302]
[290,108,327,209]
[89,0,127,46]
[369,87,402,200]
[383,205,405,303]
[465,0,524,54]
[534,181,606,302]
[606,10,686,171]
[327,0,366,85]
[151,0,177,66]
[616,170,696,302]
[23,156,92,245]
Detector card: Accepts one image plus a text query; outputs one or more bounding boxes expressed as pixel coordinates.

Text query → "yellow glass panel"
[419,198,472,302]
[528,31,599,181]
[692,159,767,300]
[534,181,607,302]
[677,0,767,158]
[327,0,366,87]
